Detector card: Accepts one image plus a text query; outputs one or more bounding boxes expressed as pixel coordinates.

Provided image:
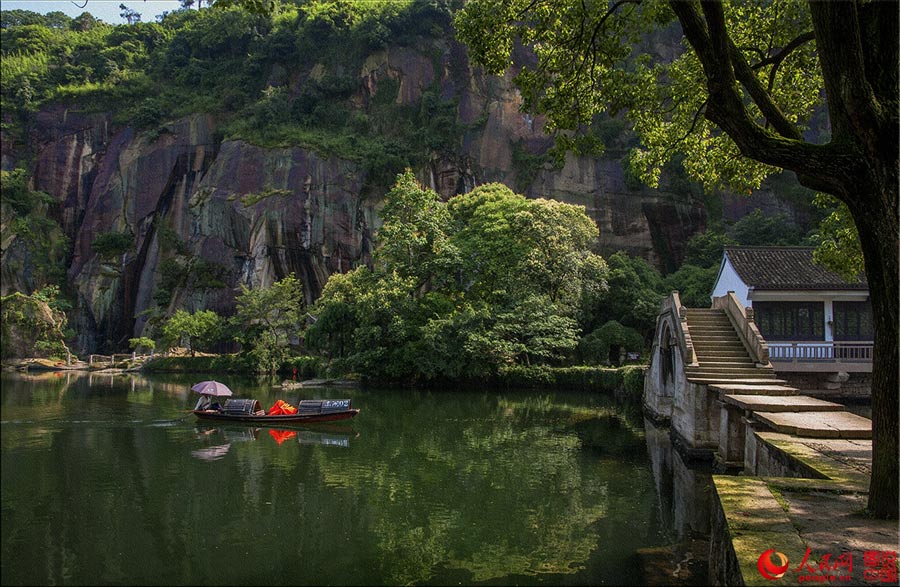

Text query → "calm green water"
[1,371,687,586]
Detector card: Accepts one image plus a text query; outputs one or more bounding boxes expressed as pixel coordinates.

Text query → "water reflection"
[2,371,711,586]
[191,443,232,461]
[190,424,356,459]
[642,417,714,584]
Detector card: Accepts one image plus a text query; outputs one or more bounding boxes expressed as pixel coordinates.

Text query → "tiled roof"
[724,246,868,290]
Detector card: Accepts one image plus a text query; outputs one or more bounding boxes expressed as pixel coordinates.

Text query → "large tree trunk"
[673,0,898,518]
[848,175,899,520]
[809,0,898,519]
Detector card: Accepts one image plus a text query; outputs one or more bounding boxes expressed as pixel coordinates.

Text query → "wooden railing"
[711,292,770,367]
[769,341,874,363]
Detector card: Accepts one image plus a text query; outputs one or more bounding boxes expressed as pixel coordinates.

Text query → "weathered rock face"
[6,41,708,353]
[0,292,70,360]
[51,113,376,352]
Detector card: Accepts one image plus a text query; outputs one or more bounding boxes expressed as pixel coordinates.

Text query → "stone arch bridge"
[643,292,871,470]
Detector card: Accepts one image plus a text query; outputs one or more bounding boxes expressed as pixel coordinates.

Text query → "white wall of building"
[710,255,750,306]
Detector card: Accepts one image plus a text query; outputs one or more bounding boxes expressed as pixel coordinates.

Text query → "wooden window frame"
[753,301,825,341]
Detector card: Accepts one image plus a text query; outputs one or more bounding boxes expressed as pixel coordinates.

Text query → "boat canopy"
[222,399,263,415]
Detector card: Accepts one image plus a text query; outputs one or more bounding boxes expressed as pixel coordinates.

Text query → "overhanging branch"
[669,0,858,194]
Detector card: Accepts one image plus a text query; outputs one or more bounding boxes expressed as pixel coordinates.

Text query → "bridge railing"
[660,291,698,367]
[711,292,770,367]
[769,341,874,363]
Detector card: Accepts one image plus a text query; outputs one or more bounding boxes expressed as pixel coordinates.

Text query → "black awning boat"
[193,398,359,424]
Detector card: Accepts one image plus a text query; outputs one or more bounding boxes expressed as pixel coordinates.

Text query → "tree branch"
[751,31,815,70]
[668,0,859,195]
[807,1,882,144]
[750,31,816,93]
[661,98,708,158]
[690,1,802,141]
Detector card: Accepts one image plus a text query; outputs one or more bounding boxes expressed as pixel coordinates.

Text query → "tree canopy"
[306,171,609,381]
[232,273,306,373]
[456,0,897,518]
[160,308,223,356]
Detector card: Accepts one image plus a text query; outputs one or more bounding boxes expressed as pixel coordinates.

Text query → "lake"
[1,371,710,585]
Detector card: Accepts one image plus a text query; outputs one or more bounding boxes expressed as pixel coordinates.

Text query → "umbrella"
[191,380,233,397]
[191,380,233,411]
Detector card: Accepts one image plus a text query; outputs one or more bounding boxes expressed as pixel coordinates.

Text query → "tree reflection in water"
[1,373,705,586]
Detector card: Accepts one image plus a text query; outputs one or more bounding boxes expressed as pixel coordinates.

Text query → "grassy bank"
[495,365,646,396]
[141,354,646,396]
[141,354,321,379]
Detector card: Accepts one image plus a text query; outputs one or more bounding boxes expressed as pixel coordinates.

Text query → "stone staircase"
[683,308,871,444]
[683,308,784,385]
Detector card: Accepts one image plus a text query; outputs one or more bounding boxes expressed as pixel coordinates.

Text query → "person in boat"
[193,396,222,411]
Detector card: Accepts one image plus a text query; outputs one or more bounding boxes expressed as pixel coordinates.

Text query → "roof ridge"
[723,245,868,289]
[724,245,815,250]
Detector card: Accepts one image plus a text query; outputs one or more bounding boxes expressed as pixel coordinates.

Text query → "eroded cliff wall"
[4,42,707,353]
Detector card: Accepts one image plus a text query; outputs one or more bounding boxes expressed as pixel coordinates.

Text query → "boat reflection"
[190,424,357,460]
[191,443,232,461]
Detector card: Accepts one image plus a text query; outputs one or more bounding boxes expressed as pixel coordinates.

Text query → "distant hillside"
[0,1,821,353]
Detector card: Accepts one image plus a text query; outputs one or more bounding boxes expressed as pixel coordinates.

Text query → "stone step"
[688,322,734,328]
[696,351,753,359]
[723,394,845,412]
[696,360,757,369]
[690,377,789,386]
[696,356,756,363]
[685,316,729,323]
[693,344,748,352]
[689,329,739,336]
[690,334,744,342]
[709,383,799,396]
[687,366,773,375]
[753,411,871,439]
[685,369,776,383]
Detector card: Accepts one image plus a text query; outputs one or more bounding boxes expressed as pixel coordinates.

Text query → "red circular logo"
[757,549,790,580]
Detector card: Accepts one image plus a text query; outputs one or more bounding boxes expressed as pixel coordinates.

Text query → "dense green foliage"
[160,308,224,356]
[576,321,644,367]
[306,171,609,382]
[90,231,134,258]
[127,336,156,354]
[0,290,70,360]
[496,364,644,394]
[810,194,865,283]
[231,273,306,373]
[1,1,463,191]
[140,353,253,373]
[0,169,70,292]
[456,1,821,194]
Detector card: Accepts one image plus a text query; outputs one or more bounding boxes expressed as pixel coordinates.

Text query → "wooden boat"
[193,398,359,424]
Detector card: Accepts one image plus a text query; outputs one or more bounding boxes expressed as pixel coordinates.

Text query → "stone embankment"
[645,296,890,586]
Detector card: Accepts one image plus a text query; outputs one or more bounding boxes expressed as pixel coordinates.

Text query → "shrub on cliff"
[0,290,71,360]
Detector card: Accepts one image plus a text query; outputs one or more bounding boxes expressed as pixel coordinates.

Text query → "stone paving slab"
[691,377,789,386]
[712,476,811,586]
[754,431,871,488]
[754,411,871,439]
[710,383,799,396]
[723,394,845,412]
[707,382,800,396]
[714,475,897,586]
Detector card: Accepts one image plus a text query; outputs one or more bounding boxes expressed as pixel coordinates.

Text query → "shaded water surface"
[1,371,704,585]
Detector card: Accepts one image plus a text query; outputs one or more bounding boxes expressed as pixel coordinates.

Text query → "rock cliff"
[4,42,707,353]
